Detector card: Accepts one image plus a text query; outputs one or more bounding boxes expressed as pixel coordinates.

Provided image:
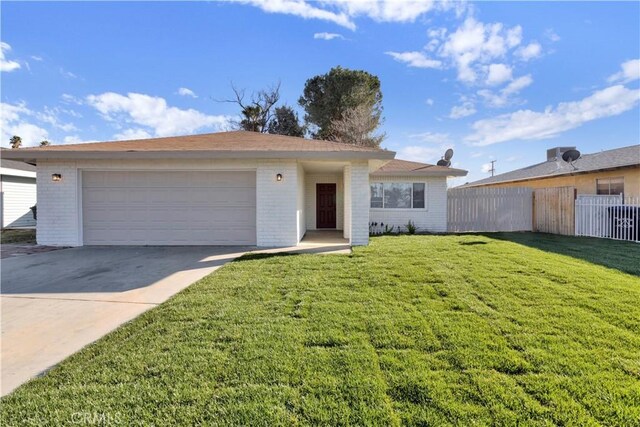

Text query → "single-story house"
[1,158,37,228]
[460,145,640,197]
[3,131,466,247]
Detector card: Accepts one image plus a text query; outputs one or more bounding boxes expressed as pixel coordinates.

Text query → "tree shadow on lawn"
[484,232,640,277]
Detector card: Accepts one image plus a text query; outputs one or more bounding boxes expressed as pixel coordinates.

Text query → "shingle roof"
[1,131,396,162]
[12,131,387,153]
[462,144,640,187]
[372,159,468,177]
[0,158,36,172]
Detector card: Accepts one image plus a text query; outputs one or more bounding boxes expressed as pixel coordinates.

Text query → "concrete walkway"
[0,246,251,396]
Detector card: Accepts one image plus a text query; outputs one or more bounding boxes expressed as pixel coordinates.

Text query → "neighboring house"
[3,131,466,247]
[461,145,640,197]
[0,158,37,228]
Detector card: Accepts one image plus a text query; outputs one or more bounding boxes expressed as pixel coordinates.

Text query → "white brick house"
[4,131,466,247]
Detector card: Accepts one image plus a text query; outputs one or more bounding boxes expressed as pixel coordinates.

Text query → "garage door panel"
[82,171,256,245]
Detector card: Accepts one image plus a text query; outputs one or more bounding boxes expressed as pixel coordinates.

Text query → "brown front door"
[316,183,337,229]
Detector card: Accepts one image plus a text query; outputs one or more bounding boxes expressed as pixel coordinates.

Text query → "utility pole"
[489,160,496,177]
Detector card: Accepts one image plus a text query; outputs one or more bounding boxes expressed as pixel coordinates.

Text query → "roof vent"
[547,146,576,161]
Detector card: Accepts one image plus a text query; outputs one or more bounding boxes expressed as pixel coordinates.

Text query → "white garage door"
[82,171,256,245]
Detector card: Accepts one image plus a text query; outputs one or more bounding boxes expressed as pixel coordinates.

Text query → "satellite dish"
[437,159,451,167]
[562,149,581,163]
[444,148,454,161]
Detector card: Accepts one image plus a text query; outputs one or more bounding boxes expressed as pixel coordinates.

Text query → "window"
[370,183,383,208]
[596,177,624,196]
[370,182,426,209]
[413,183,425,208]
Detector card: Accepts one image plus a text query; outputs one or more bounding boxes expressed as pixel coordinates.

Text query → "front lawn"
[1,228,36,244]
[2,234,639,426]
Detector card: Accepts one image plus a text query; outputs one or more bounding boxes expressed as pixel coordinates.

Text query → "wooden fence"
[447,187,533,232]
[532,187,576,235]
[448,185,639,241]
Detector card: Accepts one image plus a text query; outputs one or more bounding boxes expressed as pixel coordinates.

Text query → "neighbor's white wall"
[296,162,306,242]
[305,173,344,230]
[1,175,37,228]
[369,176,448,233]
[36,158,301,247]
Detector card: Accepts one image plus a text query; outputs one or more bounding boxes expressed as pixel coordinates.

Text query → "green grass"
[2,234,639,426]
[0,228,36,244]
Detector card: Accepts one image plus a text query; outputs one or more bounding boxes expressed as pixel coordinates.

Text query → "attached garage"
[82,170,256,245]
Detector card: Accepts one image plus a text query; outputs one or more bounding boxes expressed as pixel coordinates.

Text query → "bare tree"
[328,104,386,147]
[219,82,281,133]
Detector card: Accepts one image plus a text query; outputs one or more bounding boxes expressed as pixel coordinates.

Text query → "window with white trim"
[596,177,624,196]
[370,182,425,209]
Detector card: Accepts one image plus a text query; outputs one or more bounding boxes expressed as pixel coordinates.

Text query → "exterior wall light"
[276,173,283,182]
[52,173,62,182]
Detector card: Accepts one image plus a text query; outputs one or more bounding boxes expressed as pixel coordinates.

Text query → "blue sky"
[2,1,639,184]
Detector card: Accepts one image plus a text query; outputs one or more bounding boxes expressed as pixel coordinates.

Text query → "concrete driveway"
[1,246,251,396]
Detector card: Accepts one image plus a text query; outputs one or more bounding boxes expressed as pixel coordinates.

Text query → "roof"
[1,158,36,173]
[1,131,395,162]
[372,159,468,177]
[462,144,640,187]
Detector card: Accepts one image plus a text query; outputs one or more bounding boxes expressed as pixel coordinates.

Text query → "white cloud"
[177,87,198,98]
[59,67,78,79]
[241,0,441,30]
[397,145,447,164]
[30,55,43,61]
[449,100,476,119]
[408,131,450,144]
[607,59,640,84]
[386,51,442,69]
[5,123,49,146]
[114,128,153,141]
[478,74,533,107]
[0,42,21,72]
[480,162,493,173]
[515,42,542,61]
[36,106,77,132]
[339,0,436,24]
[86,92,234,137]
[388,16,539,87]
[502,74,533,96]
[544,29,560,42]
[466,84,640,146]
[63,135,83,145]
[240,0,356,30]
[61,94,84,105]
[426,98,434,106]
[437,18,527,83]
[313,32,344,40]
[486,63,512,86]
[0,103,49,147]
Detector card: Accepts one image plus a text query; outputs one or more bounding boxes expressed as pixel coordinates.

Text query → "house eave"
[1,149,396,163]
